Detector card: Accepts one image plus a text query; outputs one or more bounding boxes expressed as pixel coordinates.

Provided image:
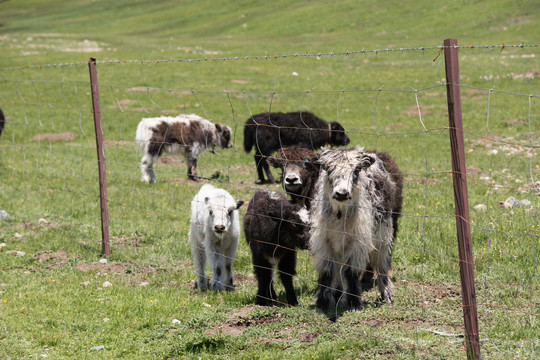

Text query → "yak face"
[319,146,376,211]
[215,123,233,149]
[279,158,313,197]
[205,195,243,237]
[329,122,350,147]
[268,147,320,202]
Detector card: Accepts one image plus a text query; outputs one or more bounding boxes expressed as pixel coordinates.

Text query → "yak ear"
[204,196,210,204]
[268,156,281,168]
[358,154,376,170]
[236,200,244,209]
[310,154,322,170]
[319,146,332,157]
[215,123,223,132]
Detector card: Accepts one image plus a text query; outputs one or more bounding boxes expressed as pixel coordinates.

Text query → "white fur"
[189,184,241,291]
[135,114,231,183]
[310,146,397,309]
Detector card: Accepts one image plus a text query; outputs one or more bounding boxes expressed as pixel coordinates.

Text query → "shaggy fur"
[0,108,5,138]
[243,190,310,306]
[189,184,244,291]
[268,146,321,210]
[136,114,232,182]
[309,146,403,312]
[243,111,350,184]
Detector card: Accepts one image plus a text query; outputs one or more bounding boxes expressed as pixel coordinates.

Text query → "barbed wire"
[1,67,537,357]
[1,43,539,71]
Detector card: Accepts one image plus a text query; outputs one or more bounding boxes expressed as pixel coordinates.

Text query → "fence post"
[443,38,481,359]
[88,57,110,257]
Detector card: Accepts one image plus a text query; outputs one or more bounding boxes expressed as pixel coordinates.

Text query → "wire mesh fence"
[0,42,538,358]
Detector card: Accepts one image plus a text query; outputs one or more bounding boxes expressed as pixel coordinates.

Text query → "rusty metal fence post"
[443,38,481,359]
[88,57,110,256]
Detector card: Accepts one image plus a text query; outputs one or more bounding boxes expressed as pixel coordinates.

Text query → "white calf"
[189,184,243,291]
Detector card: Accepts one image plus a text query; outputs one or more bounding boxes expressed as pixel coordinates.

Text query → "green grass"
[1,0,539,358]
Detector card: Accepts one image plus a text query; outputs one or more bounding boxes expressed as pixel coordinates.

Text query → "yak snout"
[214,224,226,233]
[332,189,351,202]
[285,174,300,185]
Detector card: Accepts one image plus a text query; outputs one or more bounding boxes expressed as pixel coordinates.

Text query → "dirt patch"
[386,123,407,130]
[103,140,133,147]
[464,89,490,97]
[36,249,69,262]
[298,332,319,343]
[472,134,502,148]
[119,99,136,105]
[35,250,76,269]
[504,118,527,126]
[423,92,444,97]
[512,69,540,80]
[403,105,433,117]
[31,132,75,141]
[111,235,144,249]
[159,156,183,166]
[405,177,439,184]
[466,166,483,175]
[3,221,53,241]
[518,180,540,195]
[206,305,282,336]
[76,261,161,284]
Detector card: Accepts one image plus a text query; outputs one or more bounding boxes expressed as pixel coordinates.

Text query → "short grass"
[0,1,539,359]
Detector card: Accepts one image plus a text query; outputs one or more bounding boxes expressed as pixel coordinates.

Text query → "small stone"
[474,204,487,211]
[139,281,149,287]
[519,199,531,207]
[172,319,182,325]
[0,210,10,220]
[6,250,25,256]
[14,233,22,239]
[98,259,108,264]
[503,196,520,208]
[90,345,104,351]
[0,243,6,248]
[38,218,48,224]
[102,281,112,288]
[80,281,90,286]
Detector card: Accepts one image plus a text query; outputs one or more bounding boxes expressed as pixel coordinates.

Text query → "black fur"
[0,108,5,138]
[243,190,310,306]
[244,111,349,184]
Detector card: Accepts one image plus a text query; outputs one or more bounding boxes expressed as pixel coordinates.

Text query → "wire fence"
[0,41,538,358]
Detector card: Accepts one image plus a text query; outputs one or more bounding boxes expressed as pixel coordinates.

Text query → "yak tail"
[243,119,255,153]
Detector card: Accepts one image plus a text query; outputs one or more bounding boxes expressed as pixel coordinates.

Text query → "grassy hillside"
[0,1,538,359]
[1,0,539,65]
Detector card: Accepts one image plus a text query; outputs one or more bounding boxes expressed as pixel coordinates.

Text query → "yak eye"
[209,209,214,216]
[228,209,233,216]
[352,170,359,182]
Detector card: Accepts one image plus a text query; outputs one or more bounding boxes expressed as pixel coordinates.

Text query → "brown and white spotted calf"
[135,114,232,182]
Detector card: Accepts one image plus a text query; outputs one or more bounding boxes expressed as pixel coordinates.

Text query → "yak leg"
[140,153,158,183]
[343,264,362,310]
[185,150,201,182]
[278,252,298,306]
[253,257,277,305]
[315,261,335,313]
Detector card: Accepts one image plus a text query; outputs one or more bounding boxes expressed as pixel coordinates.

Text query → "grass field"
[1,1,539,359]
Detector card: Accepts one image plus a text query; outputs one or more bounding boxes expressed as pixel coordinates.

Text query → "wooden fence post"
[88,57,110,256]
[443,38,481,359]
